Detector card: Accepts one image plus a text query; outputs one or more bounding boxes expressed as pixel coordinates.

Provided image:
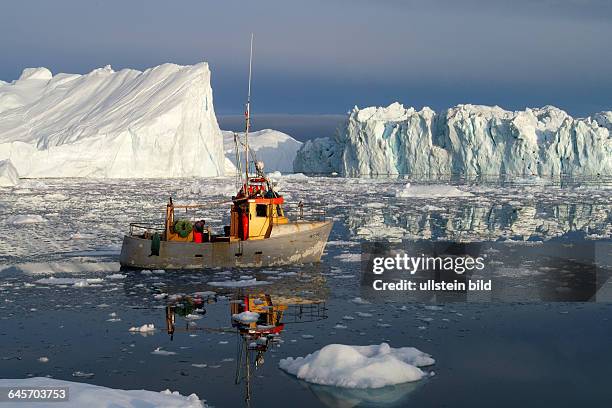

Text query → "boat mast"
[244,33,254,192]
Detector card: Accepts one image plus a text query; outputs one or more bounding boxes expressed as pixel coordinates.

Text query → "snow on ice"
[295,102,611,177]
[279,343,435,388]
[0,377,204,407]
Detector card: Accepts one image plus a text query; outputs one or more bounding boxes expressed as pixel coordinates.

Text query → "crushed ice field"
[1,176,611,407]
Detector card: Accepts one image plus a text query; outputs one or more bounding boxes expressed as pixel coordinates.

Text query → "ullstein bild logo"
[360,241,608,303]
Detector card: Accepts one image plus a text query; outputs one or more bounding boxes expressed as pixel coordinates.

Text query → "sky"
[1,0,611,116]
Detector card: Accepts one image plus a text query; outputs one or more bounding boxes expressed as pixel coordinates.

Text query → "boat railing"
[129,222,165,237]
[284,202,329,222]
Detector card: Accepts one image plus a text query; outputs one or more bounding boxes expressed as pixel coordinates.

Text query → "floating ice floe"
[395,183,474,198]
[107,312,121,322]
[129,324,155,333]
[232,311,260,324]
[107,273,127,279]
[71,232,97,240]
[350,297,371,305]
[207,278,270,288]
[333,253,361,263]
[6,262,119,275]
[279,343,434,388]
[36,277,104,287]
[0,377,204,407]
[6,214,47,225]
[281,172,309,180]
[151,347,176,356]
[72,371,95,379]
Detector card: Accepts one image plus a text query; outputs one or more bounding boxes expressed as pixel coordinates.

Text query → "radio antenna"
[244,33,254,191]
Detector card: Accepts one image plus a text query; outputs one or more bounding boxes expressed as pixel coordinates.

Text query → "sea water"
[0,176,611,407]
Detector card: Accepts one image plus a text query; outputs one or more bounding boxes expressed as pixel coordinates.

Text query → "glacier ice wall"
[294,103,612,177]
[0,63,225,178]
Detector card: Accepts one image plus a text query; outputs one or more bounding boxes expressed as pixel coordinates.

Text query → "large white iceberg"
[0,377,205,407]
[278,343,434,388]
[0,63,225,178]
[0,159,19,186]
[223,129,302,173]
[294,103,612,177]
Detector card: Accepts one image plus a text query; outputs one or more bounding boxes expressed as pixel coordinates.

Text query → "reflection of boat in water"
[119,36,332,270]
[164,291,328,404]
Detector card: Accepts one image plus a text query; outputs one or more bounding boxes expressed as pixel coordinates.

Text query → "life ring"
[174,219,193,238]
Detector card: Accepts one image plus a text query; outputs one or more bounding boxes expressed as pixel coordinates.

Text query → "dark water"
[217,114,345,142]
[1,177,611,407]
[2,264,612,407]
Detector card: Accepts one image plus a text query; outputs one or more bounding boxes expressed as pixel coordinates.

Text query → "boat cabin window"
[256,204,268,217]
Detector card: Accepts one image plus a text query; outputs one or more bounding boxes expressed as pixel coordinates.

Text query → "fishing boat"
[119,36,333,270]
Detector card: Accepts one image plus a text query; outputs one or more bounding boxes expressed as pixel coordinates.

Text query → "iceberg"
[0,63,225,178]
[0,159,19,186]
[294,103,612,177]
[278,343,434,389]
[223,129,302,173]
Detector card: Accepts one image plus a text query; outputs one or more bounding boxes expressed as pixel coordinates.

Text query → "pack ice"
[0,63,225,178]
[295,103,612,177]
[223,129,302,173]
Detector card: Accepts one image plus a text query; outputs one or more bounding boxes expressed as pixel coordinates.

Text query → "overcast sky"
[1,0,610,115]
